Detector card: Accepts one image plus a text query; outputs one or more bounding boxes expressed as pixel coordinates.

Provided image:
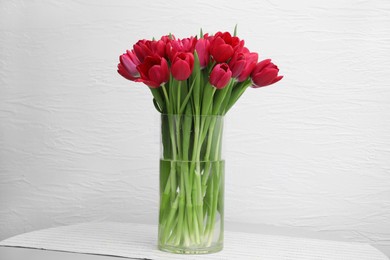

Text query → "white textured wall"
[1,0,390,256]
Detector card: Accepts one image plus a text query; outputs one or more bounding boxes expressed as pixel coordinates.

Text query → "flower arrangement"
[117,28,283,254]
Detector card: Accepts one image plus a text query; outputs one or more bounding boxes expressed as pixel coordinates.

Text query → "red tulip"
[209,63,232,89]
[160,34,173,44]
[195,37,210,68]
[171,52,194,81]
[133,39,166,62]
[137,55,169,88]
[237,51,258,82]
[180,37,197,53]
[228,52,246,78]
[209,32,241,63]
[117,50,141,81]
[166,36,197,61]
[251,59,283,88]
[151,40,166,58]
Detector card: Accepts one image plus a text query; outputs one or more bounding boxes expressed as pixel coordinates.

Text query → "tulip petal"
[210,63,232,89]
[252,68,278,88]
[195,39,210,68]
[252,59,271,75]
[120,54,139,77]
[271,75,283,84]
[172,59,191,81]
[149,65,164,86]
[118,63,137,81]
[160,58,170,83]
[260,68,279,85]
[216,69,232,89]
[213,45,233,63]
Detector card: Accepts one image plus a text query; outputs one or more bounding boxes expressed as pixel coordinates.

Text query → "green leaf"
[161,115,172,159]
[150,88,165,113]
[179,76,196,114]
[212,80,232,115]
[192,51,201,114]
[201,83,216,115]
[233,24,238,37]
[220,80,235,115]
[182,105,193,161]
[169,75,178,113]
[225,79,251,112]
[153,98,162,113]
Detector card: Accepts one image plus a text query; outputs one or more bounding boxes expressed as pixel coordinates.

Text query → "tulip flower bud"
[237,52,258,82]
[137,55,170,88]
[228,52,246,78]
[209,63,232,89]
[117,50,141,81]
[166,37,197,61]
[171,52,194,81]
[133,40,153,63]
[133,39,166,63]
[251,59,283,88]
[209,32,241,63]
[195,38,210,68]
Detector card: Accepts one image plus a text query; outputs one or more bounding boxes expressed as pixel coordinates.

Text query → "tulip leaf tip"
[233,24,238,37]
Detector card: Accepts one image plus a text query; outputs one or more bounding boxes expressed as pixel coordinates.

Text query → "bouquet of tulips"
[118,28,282,253]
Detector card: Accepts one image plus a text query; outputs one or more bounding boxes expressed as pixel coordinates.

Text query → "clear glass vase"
[158,114,225,254]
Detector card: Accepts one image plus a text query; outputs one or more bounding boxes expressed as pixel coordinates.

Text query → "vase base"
[158,243,223,254]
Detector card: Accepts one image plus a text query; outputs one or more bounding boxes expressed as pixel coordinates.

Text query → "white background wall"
[1,0,390,256]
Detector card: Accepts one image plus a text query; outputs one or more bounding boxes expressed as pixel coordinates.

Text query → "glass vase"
[158,114,225,254]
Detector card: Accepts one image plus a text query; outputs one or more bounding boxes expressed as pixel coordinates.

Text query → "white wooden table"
[0,222,388,260]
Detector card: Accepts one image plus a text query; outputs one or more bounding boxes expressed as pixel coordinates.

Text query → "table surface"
[0,222,388,260]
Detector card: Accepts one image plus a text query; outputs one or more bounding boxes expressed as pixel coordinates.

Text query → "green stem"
[206,164,221,246]
[162,84,170,106]
[208,124,224,243]
[161,195,179,244]
[201,117,217,196]
[175,116,181,159]
[177,81,181,114]
[175,166,185,245]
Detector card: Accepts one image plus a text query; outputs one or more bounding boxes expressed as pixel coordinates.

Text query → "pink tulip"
[237,51,258,82]
[166,37,197,61]
[195,37,210,68]
[228,52,246,78]
[209,63,232,89]
[160,35,173,44]
[137,55,169,88]
[117,50,141,81]
[171,52,194,81]
[251,59,283,88]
